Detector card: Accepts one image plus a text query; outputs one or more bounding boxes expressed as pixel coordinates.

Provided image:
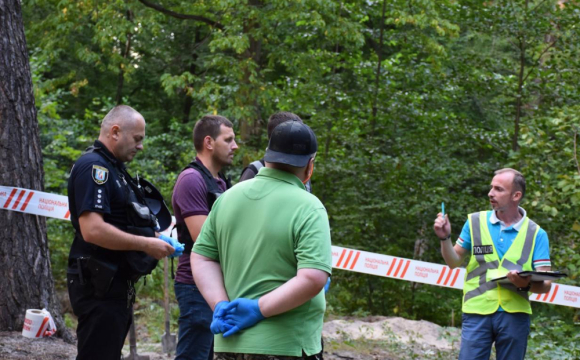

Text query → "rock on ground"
[323,315,460,351]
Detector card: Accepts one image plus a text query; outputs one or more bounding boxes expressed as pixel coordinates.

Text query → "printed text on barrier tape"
[2,185,578,309]
[1,186,70,220]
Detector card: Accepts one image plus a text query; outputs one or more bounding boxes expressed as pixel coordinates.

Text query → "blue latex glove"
[210,301,233,334]
[222,298,265,338]
[214,300,229,317]
[212,317,233,335]
[324,277,331,293]
[158,234,184,258]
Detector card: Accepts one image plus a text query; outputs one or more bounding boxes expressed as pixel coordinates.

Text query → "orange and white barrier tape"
[0,185,175,235]
[331,247,576,308]
[1,186,71,220]
[21,308,57,338]
[333,247,463,289]
[2,185,578,308]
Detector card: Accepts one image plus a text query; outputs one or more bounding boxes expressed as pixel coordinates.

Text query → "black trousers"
[67,273,133,360]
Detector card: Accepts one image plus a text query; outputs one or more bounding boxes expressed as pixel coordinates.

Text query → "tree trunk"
[513,0,529,152]
[513,36,525,152]
[239,0,263,143]
[0,0,72,342]
[182,29,202,124]
[371,0,387,123]
[116,9,134,105]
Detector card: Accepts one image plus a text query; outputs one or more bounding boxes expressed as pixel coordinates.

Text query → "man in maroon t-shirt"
[172,115,238,360]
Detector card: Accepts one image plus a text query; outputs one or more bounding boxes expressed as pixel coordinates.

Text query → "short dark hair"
[495,168,526,200]
[193,115,233,152]
[267,112,302,139]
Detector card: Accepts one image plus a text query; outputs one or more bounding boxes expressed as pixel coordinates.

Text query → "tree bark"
[0,0,72,342]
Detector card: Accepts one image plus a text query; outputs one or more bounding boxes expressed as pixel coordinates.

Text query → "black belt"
[68,270,136,308]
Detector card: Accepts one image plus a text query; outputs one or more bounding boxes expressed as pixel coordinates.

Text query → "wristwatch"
[517,284,531,292]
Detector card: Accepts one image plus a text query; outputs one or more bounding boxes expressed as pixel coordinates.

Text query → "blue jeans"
[459,312,531,360]
[174,282,214,360]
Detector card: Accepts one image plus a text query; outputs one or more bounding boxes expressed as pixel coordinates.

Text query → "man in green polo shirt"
[192,120,332,360]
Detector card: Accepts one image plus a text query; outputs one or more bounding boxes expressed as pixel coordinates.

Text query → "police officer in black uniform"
[66,105,175,360]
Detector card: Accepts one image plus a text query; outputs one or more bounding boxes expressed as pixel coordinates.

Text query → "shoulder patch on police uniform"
[92,165,109,185]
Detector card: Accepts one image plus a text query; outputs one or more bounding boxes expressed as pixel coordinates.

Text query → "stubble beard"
[212,152,231,169]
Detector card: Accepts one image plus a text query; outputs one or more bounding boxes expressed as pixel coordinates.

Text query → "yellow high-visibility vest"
[462,211,539,315]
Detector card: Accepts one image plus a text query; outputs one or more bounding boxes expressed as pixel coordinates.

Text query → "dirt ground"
[0,331,76,360]
[0,316,460,360]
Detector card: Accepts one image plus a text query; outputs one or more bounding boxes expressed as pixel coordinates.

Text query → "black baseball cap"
[264,120,318,167]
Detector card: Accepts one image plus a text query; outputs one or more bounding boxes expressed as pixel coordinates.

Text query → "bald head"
[98,105,146,162]
[100,105,143,136]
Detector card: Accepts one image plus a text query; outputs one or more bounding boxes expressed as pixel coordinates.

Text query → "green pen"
[441,202,445,217]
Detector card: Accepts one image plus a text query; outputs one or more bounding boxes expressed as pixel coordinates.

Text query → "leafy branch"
[522,38,558,84]
[137,0,224,30]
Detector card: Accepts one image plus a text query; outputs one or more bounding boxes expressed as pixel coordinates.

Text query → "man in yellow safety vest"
[433,168,552,360]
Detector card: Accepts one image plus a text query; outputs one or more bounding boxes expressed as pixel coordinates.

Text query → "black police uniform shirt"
[67,140,131,275]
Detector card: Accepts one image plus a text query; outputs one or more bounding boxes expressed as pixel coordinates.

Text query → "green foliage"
[528,315,580,359]
[23,0,580,348]
[512,107,580,269]
[47,219,74,289]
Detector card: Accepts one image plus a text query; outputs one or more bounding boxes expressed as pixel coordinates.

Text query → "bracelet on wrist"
[440,235,451,241]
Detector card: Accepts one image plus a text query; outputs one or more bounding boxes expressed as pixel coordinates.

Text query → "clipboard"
[491,271,567,284]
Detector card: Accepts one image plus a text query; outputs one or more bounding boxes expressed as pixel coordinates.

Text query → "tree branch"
[192,32,212,51]
[529,0,549,15]
[522,39,557,84]
[137,0,224,30]
[507,38,518,50]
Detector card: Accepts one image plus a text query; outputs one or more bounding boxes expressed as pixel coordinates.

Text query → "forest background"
[17,0,580,357]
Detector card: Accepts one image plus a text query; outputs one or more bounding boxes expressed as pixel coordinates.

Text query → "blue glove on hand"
[158,234,184,258]
[222,298,265,338]
[324,277,331,293]
[214,300,229,317]
[210,301,233,335]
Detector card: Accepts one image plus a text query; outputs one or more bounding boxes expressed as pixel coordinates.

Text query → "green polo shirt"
[193,167,332,356]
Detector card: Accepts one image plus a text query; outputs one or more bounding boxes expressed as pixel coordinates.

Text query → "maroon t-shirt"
[172,160,227,284]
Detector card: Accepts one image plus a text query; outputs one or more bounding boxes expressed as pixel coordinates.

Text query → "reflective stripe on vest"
[462,211,538,314]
